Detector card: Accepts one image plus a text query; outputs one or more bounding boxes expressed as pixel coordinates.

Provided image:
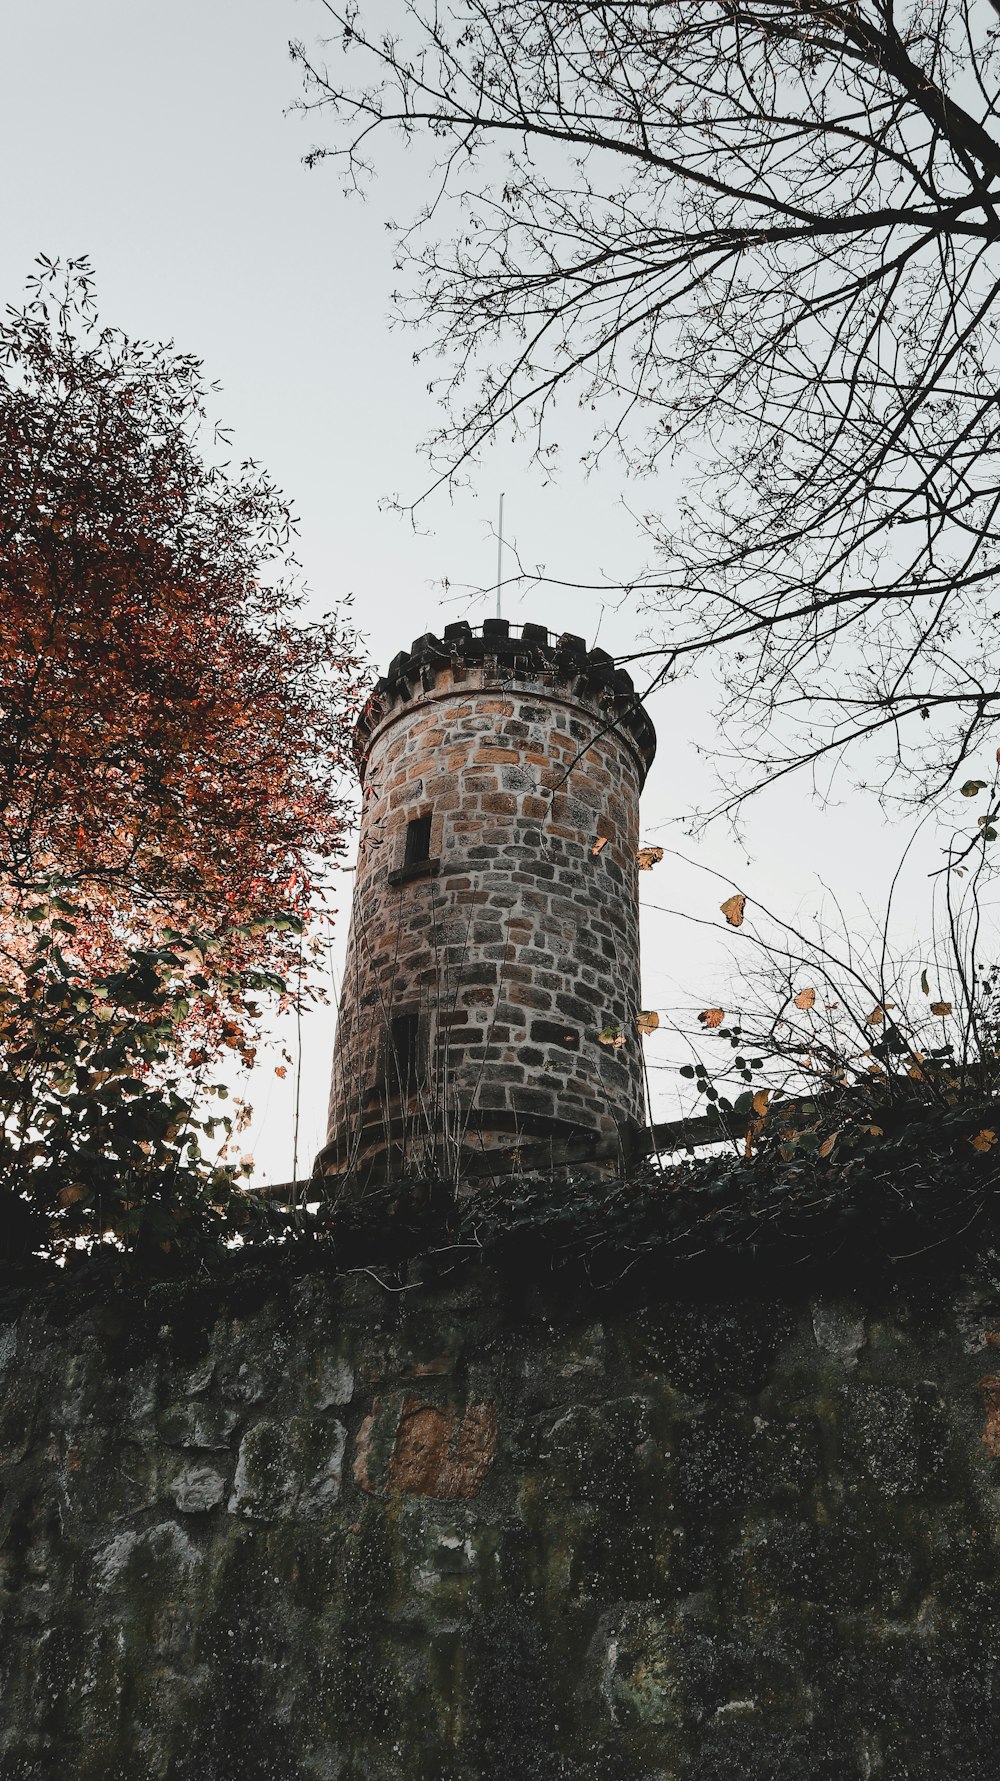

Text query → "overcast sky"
[2,1,970,1182]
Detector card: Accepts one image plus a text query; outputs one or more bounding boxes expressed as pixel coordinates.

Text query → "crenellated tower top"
[353,618,656,784]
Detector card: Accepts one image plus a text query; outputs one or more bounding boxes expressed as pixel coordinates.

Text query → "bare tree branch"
[292,0,1000,812]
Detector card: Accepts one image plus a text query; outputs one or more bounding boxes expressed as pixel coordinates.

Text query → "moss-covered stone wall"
[2,1261,1000,1778]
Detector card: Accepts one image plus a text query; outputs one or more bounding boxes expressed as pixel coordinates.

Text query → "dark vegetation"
[4,1078,1000,1319]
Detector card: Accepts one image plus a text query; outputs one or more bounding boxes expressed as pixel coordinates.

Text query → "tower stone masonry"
[320,618,656,1184]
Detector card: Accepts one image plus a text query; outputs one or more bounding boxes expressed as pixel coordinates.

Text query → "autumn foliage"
[0,260,366,1261]
[0,258,364,960]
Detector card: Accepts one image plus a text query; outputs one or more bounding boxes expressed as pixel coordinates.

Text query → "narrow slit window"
[389,1010,420,1093]
[403,812,433,868]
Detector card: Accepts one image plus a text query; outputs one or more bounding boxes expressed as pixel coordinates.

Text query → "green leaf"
[920,969,929,996]
[961,779,987,796]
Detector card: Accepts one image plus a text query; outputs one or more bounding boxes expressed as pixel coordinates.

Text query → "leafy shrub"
[0,894,288,1267]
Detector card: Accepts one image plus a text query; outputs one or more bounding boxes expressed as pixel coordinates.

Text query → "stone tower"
[319,619,656,1185]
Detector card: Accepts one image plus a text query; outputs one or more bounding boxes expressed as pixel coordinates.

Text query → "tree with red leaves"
[0,259,366,1259]
[0,256,363,951]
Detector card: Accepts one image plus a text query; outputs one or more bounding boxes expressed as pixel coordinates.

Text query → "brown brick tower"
[319,619,656,1185]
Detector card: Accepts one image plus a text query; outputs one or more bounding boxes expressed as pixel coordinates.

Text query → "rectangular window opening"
[403,812,433,868]
[388,1010,420,1093]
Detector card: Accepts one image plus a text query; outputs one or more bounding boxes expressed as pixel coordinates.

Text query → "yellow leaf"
[699,1007,725,1029]
[636,844,664,871]
[752,1089,770,1116]
[794,987,816,1010]
[866,1006,885,1025]
[591,836,608,856]
[720,893,746,927]
[818,1131,838,1157]
[930,1000,952,1016]
[635,1010,660,1036]
[599,1025,626,1048]
[971,1128,998,1153]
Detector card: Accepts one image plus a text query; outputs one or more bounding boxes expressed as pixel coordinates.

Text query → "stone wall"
[2,1259,1000,1778]
[324,622,657,1183]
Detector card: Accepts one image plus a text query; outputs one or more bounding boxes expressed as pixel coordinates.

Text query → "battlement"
[354,618,656,785]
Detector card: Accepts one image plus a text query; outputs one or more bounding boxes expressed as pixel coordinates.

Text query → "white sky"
[2,0,981,1183]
